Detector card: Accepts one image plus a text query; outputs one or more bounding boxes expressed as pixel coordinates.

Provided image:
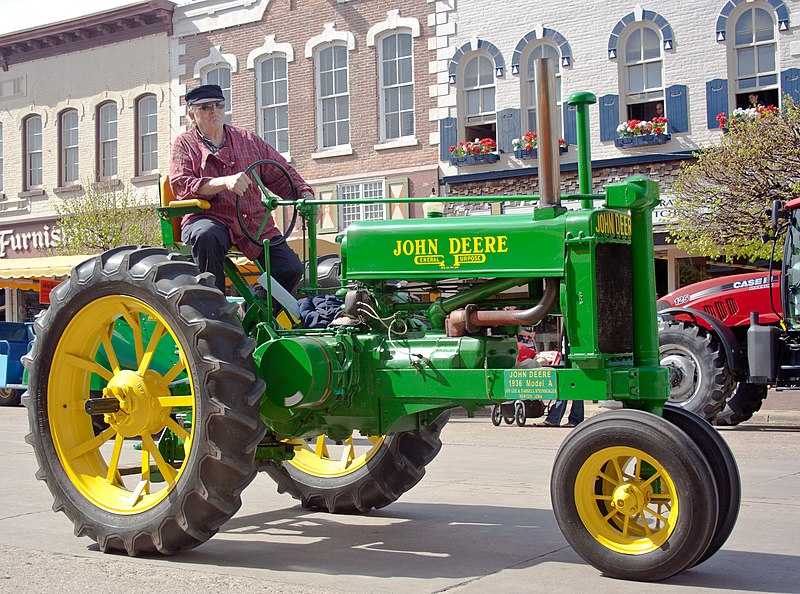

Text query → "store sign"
[0,222,61,258]
[39,279,58,304]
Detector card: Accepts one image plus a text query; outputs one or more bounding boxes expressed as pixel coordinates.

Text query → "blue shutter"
[497,108,520,153]
[706,78,728,129]
[781,68,800,104]
[563,103,578,146]
[598,94,619,142]
[665,84,688,133]
[439,117,457,161]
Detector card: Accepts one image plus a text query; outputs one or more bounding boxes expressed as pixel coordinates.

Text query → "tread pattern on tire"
[262,412,449,514]
[23,247,266,555]
[658,319,732,421]
[715,382,769,426]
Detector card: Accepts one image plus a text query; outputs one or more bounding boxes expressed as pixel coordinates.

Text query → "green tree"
[53,180,162,256]
[669,98,800,261]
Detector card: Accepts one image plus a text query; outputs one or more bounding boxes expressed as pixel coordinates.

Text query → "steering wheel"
[237,159,299,247]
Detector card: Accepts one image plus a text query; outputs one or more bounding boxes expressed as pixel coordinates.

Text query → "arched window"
[462,53,496,141]
[258,56,289,153]
[204,66,232,125]
[379,32,414,141]
[316,44,350,149]
[136,95,158,175]
[98,102,118,178]
[731,5,778,108]
[24,115,43,189]
[523,43,562,134]
[59,109,79,185]
[623,25,664,120]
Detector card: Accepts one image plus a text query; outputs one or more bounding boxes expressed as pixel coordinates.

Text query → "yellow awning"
[0,255,94,288]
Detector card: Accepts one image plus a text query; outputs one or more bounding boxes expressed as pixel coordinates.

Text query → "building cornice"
[0,1,175,71]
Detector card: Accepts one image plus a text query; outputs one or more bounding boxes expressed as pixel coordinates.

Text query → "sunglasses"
[197,101,226,112]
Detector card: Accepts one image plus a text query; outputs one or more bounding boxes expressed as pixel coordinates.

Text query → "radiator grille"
[596,243,634,353]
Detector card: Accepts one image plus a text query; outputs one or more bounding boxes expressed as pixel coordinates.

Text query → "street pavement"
[0,396,798,594]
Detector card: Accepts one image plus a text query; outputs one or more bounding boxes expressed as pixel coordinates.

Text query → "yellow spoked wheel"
[48,294,194,514]
[551,409,719,582]
[575,447,677,554]
[24,247,265,555]
[263,413,450,513]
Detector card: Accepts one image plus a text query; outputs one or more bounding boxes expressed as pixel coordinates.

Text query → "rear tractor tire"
[658,320,731,421]
[551,409,719,581]
[262,412,449,513]
[23,247,266,555]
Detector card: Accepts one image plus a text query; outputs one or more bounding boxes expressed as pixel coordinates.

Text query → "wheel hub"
[661,353,696,402]
[103,369,169,438]
[610,482,650,516]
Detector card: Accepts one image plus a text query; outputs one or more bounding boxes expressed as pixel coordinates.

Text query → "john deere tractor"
[24,61,740,581]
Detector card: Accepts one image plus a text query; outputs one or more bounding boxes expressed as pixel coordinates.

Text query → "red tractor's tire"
[24,247,265,555]
[715,383,769,426]
[262,412,449,513]
[658,320,732,421]
[0,388,23,407]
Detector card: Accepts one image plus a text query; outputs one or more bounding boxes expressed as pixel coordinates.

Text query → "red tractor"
[657,199,799,425]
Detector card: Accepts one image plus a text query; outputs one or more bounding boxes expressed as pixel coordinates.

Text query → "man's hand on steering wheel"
[224,172,252,196]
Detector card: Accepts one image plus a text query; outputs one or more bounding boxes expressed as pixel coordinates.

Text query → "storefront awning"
[0,255,94,289]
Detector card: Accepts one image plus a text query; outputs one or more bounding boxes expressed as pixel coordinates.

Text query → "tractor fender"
[658,307,748,378]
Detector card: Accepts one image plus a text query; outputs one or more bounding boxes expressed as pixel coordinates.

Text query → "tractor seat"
[158,175,211,249]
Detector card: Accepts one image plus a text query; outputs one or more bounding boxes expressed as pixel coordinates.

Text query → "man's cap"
[186,84,225,106]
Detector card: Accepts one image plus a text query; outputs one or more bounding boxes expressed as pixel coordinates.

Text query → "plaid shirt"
[169,125,312,260]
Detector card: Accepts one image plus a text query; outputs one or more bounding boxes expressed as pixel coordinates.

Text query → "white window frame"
[25,115,43,189]
[60,109,79,185]
[378,31,415,143]
[522,42,563,135]
[316,44,350,151]
[204,66,233,125]
[338,179,386,228]
[137,95,158,175]
[257,55,290,155]
[730,5,778,101]
[98,102,118,179]
[621,24,664,118]
[0,122,4,193]
[460,52,496,140]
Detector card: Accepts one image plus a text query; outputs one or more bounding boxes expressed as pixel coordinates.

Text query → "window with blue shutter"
[781,68,800,105]
[563,103,577,146]
[598,94,619,142]
[706,79,728,129]
[497,108,520,153]
[439,117,457,161]
[665,84,688,133]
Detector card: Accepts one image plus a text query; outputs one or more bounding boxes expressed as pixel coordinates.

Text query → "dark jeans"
[545,399,584,426]
[182,217,303,294]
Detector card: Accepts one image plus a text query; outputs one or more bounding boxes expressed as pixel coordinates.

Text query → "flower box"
[513,145,569,159]
[449,153,501,166]
[614,133,671,148]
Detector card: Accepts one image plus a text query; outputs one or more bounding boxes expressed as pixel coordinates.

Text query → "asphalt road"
[0,404,798,594]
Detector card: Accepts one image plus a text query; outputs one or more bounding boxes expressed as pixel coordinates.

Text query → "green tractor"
[23,63,739,581]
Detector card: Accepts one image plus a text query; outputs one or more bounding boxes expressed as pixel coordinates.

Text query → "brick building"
[0,1,175,320]
[171,0,441,240]
[430,0,800,291]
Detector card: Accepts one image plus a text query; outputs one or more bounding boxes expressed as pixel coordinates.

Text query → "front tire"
[491,405,502,426]
[551,410,719,581]
[23,247,266,555]
[263,412,449,513]
[515,402,527,426]
[715,383,769,426]
[659,320,731,421]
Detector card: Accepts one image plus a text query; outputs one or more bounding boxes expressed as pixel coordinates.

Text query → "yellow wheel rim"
[574,446,679,554]
[288,433,387,478]
[48,295,195,514]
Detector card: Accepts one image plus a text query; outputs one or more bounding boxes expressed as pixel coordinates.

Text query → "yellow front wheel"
[24,247,265,555]
[551,409,719,581]
[263,413,450,513]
